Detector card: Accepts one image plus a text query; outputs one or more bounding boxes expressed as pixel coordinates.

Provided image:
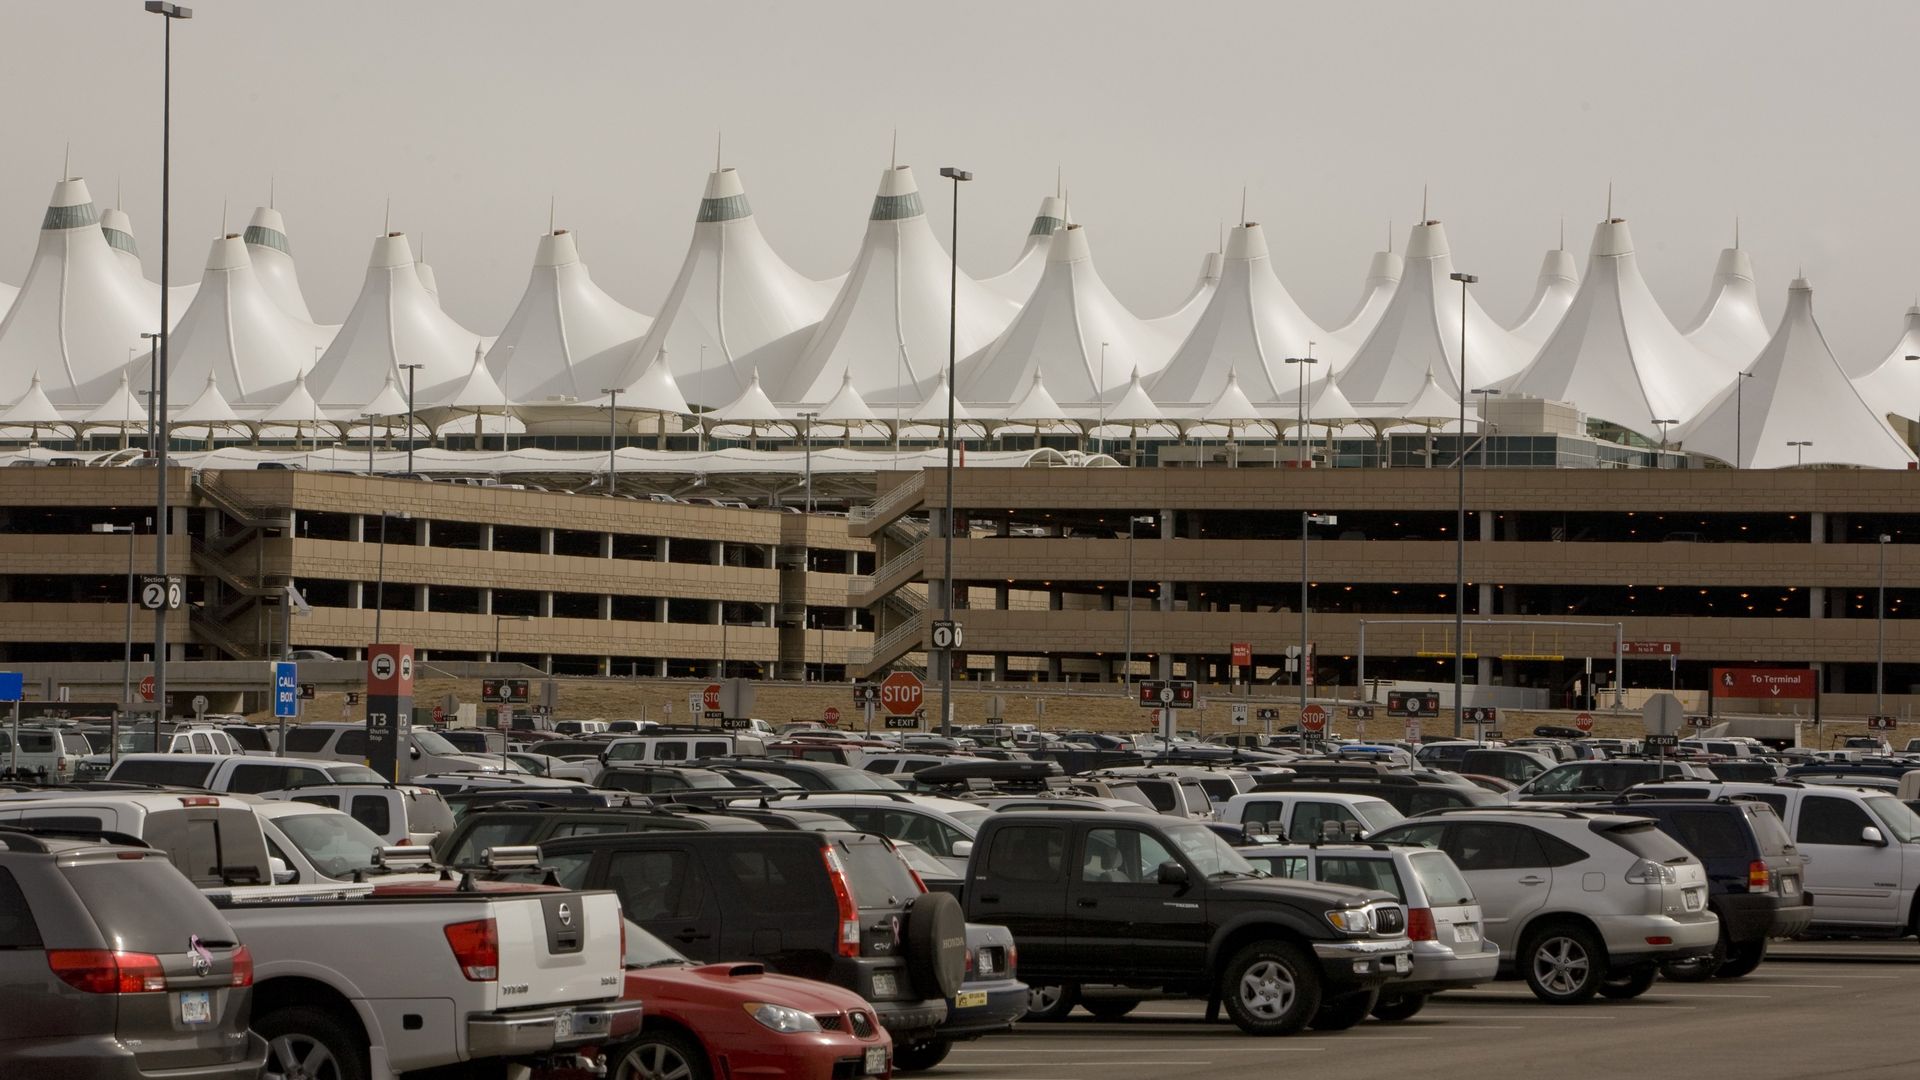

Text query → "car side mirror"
[409,746,420,759]
[1862,825,1888,847]
[1156,860,1189,886]
[951,840,974,859]
[270,856,296,885]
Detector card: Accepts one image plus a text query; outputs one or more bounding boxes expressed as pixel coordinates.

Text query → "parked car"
[1370,807,1719,1003]
[1236,840,1500,1019]
[281,722,510,776]
[0,823,268,1078]
[434,804,758,866]
[1510,759,1718,802]
[1606,798,1811,979]
[277,782,457,846]
[539,828,971,1056]
[0,791,278,895]
[965,810,1413,1034]
[602,731,768,765]
[0,726,93,783]
[771,793,993,875]
[1216,791,1406,840]
[1249,773,1505,816]
[104,753,384,794]
[251,800,437,886]
[696,756,903,792]
[539,919,893,1080]
[1619,780,1920,938]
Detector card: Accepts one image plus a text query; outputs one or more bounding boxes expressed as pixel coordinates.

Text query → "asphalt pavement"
[943,941,1920,1080]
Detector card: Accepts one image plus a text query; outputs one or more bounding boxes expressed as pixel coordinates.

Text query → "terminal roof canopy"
[486,228,653,404]
[980,194,1065,303]
[1151,222,1323,407]
[305,231,485,409]
[1323,248,1403,359]
[1850,304,1920,425]
[165,234,336,406]
[244,206,321,324]
[1677,278,1913,469]
[1506,247,1580,355]
[1505,218,1726,442]
[1682,240,1771,374]
[616,167,839,412]
[783,164,1016,406]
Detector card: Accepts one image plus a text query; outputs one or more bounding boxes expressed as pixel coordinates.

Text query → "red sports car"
[547,920,892,1080]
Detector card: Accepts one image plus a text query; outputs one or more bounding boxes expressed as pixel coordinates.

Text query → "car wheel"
[1221,940,1322,1035]
[1369,991,1430,1022]
[257,1006,369,1080]
[1309,988,1378,1031]
[1598,965,1658,1000]
[1522,924,1605,1004]
[1025,981,1080,1021]
[892,1038,952,1073]
[614,1029,712,1080]
[1715,938,1768,979]
[1080,997,1141,1021]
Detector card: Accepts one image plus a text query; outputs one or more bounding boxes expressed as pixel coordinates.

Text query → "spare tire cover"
[903,891,968,999]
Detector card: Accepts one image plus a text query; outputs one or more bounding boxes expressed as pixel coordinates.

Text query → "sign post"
[0,672,22,776]
[272,661,298,759]
[365,645,415,782]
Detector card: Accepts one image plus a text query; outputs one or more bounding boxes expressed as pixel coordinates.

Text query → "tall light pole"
[1906,356,1920,454]
[1283,351,1320,711]
[1300,512,1336,714]
[1123,513,1153,697]
[1653,418,1678,455]
[1448,271,1477,736]
[141,333,160,456]
[400,363,423,474]
[1788,439,1812,467]
[494,613,529,662]
[1097,341,1110,457]
[145,1,190,721]
[1878,533,1892,715]
[1733,371,1754,468]
[936,166,972,738]
[93,522,137,758]
[600,388,621,496]
[798,410,819,513]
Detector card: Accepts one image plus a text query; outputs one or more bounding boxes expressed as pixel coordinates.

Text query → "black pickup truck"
[965,811,1414,1034]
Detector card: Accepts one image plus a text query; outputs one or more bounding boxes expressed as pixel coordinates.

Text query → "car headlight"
[743,1003,824,1033]
[1325,907,1374,935]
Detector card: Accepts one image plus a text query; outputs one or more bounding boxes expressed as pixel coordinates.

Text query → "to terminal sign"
[1712,667,1816,700]
[880,672,923,717]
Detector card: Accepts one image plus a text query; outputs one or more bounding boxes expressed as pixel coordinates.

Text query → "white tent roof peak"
[782,165,1015,405]
[165,232,335,405]
[1,372,62,424]
[1504,217,1725,441]
[818,371,877,422]
[175,372,240,424]
[712,371,785,423]
[981,193,1066,302]
[909,368,973,422]
[1507,247,1581,353]
[99,206,142,277]
[1006,370,1067,423]
[1399,367,1461,424]
[614,167,837,409]
[1103,367,1164,423]
[609,344,692,415]
[486,226,653,402]
[1678,278,1912,469]
[1152,221,1326,407]
[1326,248,1404,353]
[1850,304,1920,422]
[362,371,409,417]
[243,205,319,323]
[260,369,322,423]
[1199,368,1262,422]
[436,342,509,409]
[306,229,485,408]
[1306,371,1360,423]
[81,369,143,425]
[1682,243,1770,373]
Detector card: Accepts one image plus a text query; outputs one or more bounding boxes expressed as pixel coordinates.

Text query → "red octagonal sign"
[1300,704,1328,732]
[1574,712,1594,732]
[880,672,924,717]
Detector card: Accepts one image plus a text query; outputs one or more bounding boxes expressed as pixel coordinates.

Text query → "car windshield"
[622,918,690,968]
[411,730,460,755]
[324,765,384,784]
[1163,822,1258,877]
[273,811,385,879]
[1866,797,1920,843]
[825,769,903,792]
[949,808,992,832]
[1355,801,1406,833]
[1408,851,1475,906]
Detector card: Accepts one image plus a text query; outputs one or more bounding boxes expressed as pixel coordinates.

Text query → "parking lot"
[942,943,1920,1080]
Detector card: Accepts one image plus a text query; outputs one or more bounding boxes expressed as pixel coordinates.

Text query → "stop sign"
[139,675,155,702]
[432,705,445,725]
[1574,712,1595,733]
[702,683,722,712]
[824,706,841,725]
[1300,704,1328,732]
[880,672,923,717]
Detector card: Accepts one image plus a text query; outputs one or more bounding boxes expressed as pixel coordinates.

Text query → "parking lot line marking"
[1421,1012,1621,1019]
[954,1047,1326,1053]
[1730,983,1843,989]
[1431,1025,1525,1030]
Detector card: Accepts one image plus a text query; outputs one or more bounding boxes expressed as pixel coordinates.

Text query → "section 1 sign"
[1712,667,1816,700]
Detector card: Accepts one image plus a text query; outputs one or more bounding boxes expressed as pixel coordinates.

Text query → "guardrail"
[849,616,924,669]
[850,472,927,527]
[849,538,925,601]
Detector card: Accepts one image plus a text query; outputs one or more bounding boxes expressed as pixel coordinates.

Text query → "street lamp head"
[1449,272,1478,284]
[1788,440,1813,446]
[1472,387,1501,396]
[938,167,973,182]
[91,523,130,534]
[1283,356,1318,365]
[398,363,424,372]
[145,1,192,17]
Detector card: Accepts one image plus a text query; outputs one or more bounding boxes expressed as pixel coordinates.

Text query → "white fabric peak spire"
[305,231,485,408]
[487,228,653,403]
[981,193,1066,302]
[243,206,320,323]
[1506,247,1580,355]
[1152,222,1324,407]
[1682,242,1770,374]
[164,234,335,405]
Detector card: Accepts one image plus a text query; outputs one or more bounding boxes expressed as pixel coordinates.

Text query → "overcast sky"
[6,0,1919,368]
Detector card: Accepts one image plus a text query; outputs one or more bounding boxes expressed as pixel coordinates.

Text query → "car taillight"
[1006,943,1017,975]
[230,945,254,988]
[1748,860,1771,891]
[444,918,500,981]
[821,847,861,958]
[963,948,975,975]
[620,918,628,961]
[177,796,219,808]
[48,949,166,994]
[1406,907,1437,942]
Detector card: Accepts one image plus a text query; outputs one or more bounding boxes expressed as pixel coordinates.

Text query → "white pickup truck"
[211,853,641,1080]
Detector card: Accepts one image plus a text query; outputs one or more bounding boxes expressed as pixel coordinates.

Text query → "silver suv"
[1371,807,1718,1003]
[1238,841,1499,1020]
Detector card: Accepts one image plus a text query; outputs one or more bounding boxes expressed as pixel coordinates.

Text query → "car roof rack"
[0,822,153,851]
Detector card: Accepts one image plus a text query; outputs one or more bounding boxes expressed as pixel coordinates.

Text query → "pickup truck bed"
[215,886,640,1080]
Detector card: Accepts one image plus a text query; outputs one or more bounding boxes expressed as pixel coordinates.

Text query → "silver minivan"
[280,723,511,777]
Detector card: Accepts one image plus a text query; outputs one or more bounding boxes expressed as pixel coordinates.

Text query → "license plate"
[1782,877,1799,895]
[1392,953,1411,973]
[179,991,211,1025]
[871,972,897,998]
[553,1010,573,1040]
[1684,889,1704,912]
[955,990,988,1009]
[977,951,995,976]
[864,1045,888,1076]
[1454,925,1480,943]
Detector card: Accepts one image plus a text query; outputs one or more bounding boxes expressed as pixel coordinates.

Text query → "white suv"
[1372,807,1719,1003]
[1217,792,1406,840]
